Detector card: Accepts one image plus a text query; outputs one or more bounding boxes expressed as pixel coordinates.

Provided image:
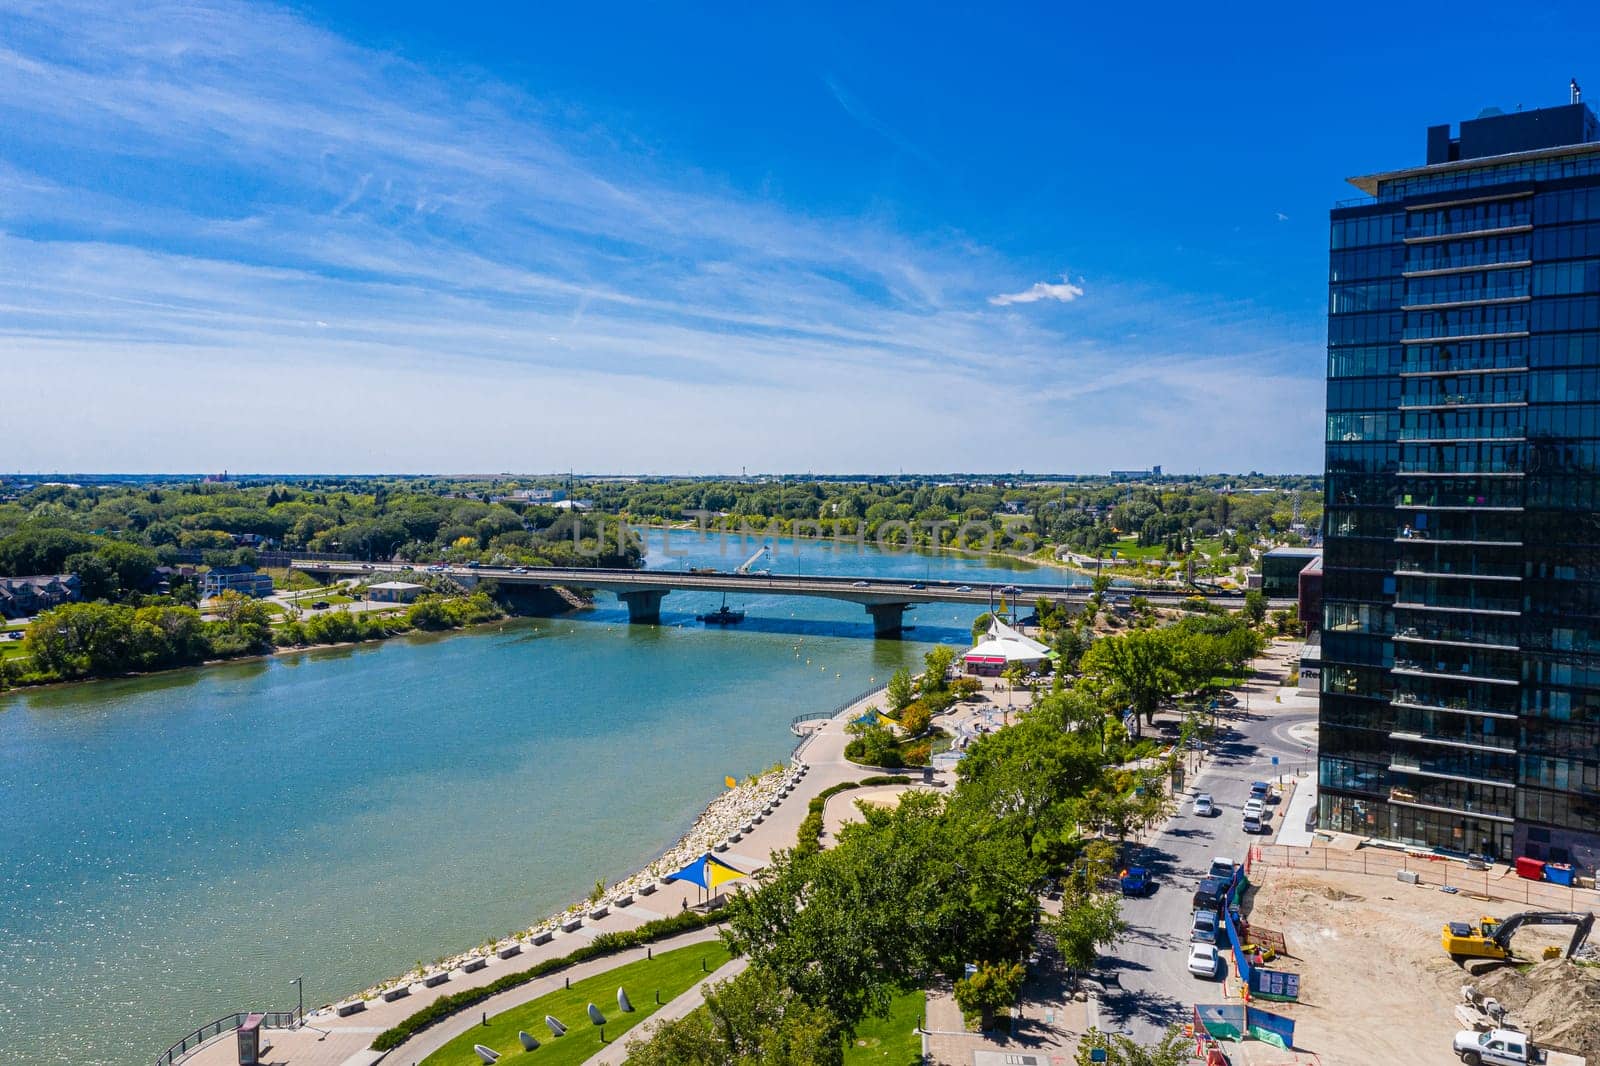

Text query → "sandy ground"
[1246,863,1589,1066]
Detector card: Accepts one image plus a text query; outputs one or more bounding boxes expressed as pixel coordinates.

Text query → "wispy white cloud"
[988,278,1085,307]
[0,0,1320,473]
[821,74,936,167]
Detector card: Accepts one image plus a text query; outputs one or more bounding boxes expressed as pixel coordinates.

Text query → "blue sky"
[3,1,1598,475]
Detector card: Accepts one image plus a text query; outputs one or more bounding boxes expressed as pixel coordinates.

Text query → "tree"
[844,720,901,768]
[921,645,956,694]
[953,960,1024,1030]
[885,667,915,712]
[1080,629,1178,736]
[1045,887,1127,975]
[898,700,931,738]
[626,965,842,1066]
[1243,588,1267,626]
[970,611,993,643]
[1074,1025,1193,1066]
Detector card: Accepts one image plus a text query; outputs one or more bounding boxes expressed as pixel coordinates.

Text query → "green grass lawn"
[0,641,31,662]
[843,987,924,1065]
[419,942,732,1066]
[286,592,356,608]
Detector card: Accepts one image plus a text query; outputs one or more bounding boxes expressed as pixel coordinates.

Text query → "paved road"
[1096,648,1316,1044]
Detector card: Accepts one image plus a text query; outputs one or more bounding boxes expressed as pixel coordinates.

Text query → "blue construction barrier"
[1246,1006,1296,1049]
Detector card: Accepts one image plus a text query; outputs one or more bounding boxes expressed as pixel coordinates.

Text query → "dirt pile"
[1477,959,1600,1060]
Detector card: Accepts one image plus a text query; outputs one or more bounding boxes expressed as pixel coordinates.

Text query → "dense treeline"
[0,480,641,597]
[0,590,505,688]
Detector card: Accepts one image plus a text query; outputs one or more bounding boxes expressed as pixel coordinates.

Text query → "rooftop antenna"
[1574,78,1583,105]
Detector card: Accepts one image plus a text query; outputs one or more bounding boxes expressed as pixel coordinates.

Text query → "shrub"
[793,776,912,857]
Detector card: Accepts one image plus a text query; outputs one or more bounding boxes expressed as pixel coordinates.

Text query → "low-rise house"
[0,574,83,618]
[366,581,425,603]
[199,566,273,599]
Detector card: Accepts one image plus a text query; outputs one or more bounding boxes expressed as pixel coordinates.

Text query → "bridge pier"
[617,589,668,625]
[864,602,909,637]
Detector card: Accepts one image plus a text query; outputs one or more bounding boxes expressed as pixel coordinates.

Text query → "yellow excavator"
[1441,910,1596,960]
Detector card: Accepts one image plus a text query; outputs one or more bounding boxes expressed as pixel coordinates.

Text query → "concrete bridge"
[294,561,1286,636]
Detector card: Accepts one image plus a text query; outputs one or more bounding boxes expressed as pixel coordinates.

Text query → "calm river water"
[0,531,1082,1065]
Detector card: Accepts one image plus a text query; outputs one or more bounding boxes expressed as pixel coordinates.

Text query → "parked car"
[1243,797,1266,819]
[1217,691,1239,707]
[1250,780,1274,803]
[1191,908,1220,944]
[1243,813,1266,834]
[1187,943,1221,978]
[1208,857,1236,881]
[1193,876,1229,911]
[309,600,330,610]
[1193,793,1216,817]
[1119,866,1152,897]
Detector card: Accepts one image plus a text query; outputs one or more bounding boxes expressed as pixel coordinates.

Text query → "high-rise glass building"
[1321,93,1600,872]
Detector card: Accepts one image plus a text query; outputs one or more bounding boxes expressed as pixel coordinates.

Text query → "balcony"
[1404,214,1532,241]
[1387,789,1516,823]
[1388,730,1517,754]
[1392,626,1518,652]
[1397,488,1522,509]
[1398,391,1526,409]
[1394,562,1521,581]
[1401,291,1529,312]
[1388,754,1517,786]
[1403,257,1531,278]
[1390,693,1518,720]
[1392,659,1520,687]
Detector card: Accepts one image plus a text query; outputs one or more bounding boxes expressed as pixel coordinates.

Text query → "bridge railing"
[156,1011,297,1066]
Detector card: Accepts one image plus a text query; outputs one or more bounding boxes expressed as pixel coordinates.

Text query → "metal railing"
[156,1011,297,1066]
[790,684,887,759]
[1250,844,1597,911]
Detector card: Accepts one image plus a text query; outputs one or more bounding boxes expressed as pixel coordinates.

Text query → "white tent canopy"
[963,617,1049,670]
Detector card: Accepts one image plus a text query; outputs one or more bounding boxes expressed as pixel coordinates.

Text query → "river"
[0,531,1082,1066]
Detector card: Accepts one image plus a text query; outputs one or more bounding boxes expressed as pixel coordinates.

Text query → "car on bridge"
[852,580,869,587]
[909,583,926,590]
[956,585,972,592]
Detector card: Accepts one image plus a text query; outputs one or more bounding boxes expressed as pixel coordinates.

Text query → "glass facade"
[1322,106,1600,871]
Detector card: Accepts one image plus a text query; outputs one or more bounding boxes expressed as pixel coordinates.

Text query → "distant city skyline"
[4,1,1597,473]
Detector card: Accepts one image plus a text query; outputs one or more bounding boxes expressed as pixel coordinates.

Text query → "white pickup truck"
[1453,1028,1586,1066]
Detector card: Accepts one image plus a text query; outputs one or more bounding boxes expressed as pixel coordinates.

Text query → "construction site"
[1238,847,1600,1066]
